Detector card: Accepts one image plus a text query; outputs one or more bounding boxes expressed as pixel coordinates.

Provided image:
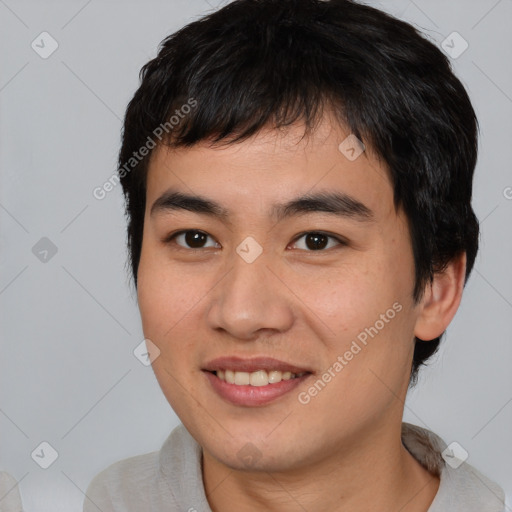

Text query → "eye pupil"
[306,233,328,250]
[185,230,207,248]
[175,231,336,251]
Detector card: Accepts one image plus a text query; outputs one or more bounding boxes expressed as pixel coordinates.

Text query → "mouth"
[211,369,309,386]
[202,356,313,406]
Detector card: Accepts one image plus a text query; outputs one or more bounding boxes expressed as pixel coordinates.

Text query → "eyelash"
[162,230,347,252]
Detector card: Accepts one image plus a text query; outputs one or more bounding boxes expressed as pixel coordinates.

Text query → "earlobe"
[413,252,467,341]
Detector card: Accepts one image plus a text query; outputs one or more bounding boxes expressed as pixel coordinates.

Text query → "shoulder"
[83,451,162,511]
[82,424,198,512]
[0,471,18,493]
[0,471,24,512]
[87,450,160,490]
[434,460,506,512]
[401,423,506,512]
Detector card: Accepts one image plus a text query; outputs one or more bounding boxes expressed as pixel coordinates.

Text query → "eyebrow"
[150,188,374,223]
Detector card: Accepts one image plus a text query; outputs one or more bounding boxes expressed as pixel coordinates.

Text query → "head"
[118,0,478,471]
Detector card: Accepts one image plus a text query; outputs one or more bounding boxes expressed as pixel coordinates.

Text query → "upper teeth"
[216,369,307,386]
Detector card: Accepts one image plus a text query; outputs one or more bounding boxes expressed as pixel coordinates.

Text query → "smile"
[214,369,308,386]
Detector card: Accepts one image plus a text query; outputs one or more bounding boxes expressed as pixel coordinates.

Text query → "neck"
[202,421,440,512]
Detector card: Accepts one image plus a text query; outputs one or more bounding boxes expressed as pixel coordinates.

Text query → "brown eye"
[168,230,220,249]
[305,233,328,250]
[291,232,345,251]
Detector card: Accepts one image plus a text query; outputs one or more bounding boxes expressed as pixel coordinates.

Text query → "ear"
[413,252,467,341]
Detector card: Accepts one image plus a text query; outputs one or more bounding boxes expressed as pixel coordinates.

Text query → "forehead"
[145,115,394,220]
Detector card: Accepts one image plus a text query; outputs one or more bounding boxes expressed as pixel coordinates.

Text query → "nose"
[205,251,295,341]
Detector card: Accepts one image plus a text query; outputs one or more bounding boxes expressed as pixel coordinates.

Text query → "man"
[83,0,506,510]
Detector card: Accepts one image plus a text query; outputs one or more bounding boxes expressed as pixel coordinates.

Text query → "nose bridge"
[206,246,294,339]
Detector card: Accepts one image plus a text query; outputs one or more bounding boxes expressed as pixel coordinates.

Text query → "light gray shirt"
[0,472,23,512]
[83,422,505,511]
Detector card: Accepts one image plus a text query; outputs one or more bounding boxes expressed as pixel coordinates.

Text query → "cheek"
[297,254,415,383]
[292,258,402,339]
[137,240,203,338]
[136,246,222,391]
[136,257,169,338]
[137,252,203,405]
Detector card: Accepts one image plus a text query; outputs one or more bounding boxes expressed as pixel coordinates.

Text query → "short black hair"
[118,0,479,385]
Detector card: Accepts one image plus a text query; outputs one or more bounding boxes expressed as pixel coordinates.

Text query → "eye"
[165,230,220,250]
[163,230,346,252]
[290,231,346,251]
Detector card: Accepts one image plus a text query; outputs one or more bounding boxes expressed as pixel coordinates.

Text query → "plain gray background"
[1,0,511,510]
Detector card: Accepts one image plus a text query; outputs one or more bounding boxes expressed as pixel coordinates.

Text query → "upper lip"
[202,356,313,374]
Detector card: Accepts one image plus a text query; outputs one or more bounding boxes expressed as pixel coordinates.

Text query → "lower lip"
[203,371,310,407]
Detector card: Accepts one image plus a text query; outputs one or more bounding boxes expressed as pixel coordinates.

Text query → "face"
[137,115,422,473]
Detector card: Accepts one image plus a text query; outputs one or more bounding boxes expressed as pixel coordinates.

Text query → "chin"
[209,442,300,473]
[198,424,313,473]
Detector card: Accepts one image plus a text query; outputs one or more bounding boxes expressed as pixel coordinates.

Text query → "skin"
[137,113,466,512]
